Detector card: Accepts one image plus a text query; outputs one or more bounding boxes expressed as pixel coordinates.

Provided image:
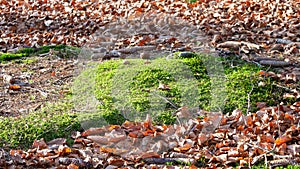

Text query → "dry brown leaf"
[81,128,106,137]
[32,139,48,149]
[275,135,293,146]
[141,152,160,159]
[87,136,109,145]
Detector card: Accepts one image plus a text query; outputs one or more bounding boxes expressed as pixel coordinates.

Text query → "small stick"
[276,105,282,137]
[246,74,254,117]
[150,91,178,109]
[142,157,193,165]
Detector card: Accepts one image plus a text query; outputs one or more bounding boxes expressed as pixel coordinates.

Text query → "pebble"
[140,52,150,59]
[178,52,195,58]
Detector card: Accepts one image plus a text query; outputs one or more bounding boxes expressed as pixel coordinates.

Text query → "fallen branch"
[259,60,290,67]
[142,157,193,165]
[273,83,296,93]
[276,105,282,137]
[269,158,300,168]
[246,74,254,116]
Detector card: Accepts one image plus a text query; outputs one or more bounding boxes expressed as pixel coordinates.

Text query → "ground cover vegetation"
[0,47,299,168]
[74,53,295,127]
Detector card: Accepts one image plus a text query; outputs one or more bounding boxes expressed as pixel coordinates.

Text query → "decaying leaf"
[87,136,109,145]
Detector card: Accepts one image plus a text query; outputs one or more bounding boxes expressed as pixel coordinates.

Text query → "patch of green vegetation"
[285,165,300,169]
[33,44,80,58]
[186,0,197,3]
[194,156,207,168]
[277,165,300,169]
[24,44,72,55]
[251,163,300,169]
[73,58,200,125]
[16,47,36,55]
[0,53,26,62]
[179,53,294,113]
[223,64,273,113]
[0,45,80,63]
[14,57,38,64]
[158,160,191,167]
[165,162,174,166]
[0,101,81,150]
[73,52,296,125]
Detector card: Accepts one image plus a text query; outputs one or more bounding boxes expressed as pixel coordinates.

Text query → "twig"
[142,157,193,165]
[276,105,282,137]
[246,60,262,67]
[150,91,178,109]
[273,154,293,159]
[248,142,276,168]
[184,121,197,135]
[246,74,254,116]
[259,60,290,67]
[269,159,297,169]
[25,86,48,98]
[246,142,275,153]
[273,83,297,93]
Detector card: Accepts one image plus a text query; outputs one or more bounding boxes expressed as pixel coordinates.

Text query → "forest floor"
[0,0,300,168]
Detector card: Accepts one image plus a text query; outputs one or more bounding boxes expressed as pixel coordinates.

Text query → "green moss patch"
[0,45,80,62]
[0,53,26,62]
[0,101,81,150]
[73,53,295,126]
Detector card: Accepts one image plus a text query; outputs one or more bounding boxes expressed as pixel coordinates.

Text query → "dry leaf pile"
[1,103,299,168]
[183,0,300,63]
[259,68,300,100]
[1,0,299,64]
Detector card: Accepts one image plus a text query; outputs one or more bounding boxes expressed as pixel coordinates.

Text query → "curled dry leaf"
[8,85,21,90]
[275,135,293,146]
[173,143,192,152]
[86,136,109,145]
[58,145,72,156]
[81,128,106,137]
[141,152,160,159]
[107,157,125,167]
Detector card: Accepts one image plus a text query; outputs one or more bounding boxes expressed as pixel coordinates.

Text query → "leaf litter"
[1,105,300,168]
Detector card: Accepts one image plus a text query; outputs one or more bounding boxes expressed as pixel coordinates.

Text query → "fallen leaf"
[8,85,21,90]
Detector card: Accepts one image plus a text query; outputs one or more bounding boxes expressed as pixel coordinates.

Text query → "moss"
[186,0,197,3]
[0,45,80,62]
[14,58,38,64]
[0,53,26,62]
[32,44,67,54]
[0,101,81,150]
[16,48,36,55]
[73,52,296,126]
[34,45,80,58]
